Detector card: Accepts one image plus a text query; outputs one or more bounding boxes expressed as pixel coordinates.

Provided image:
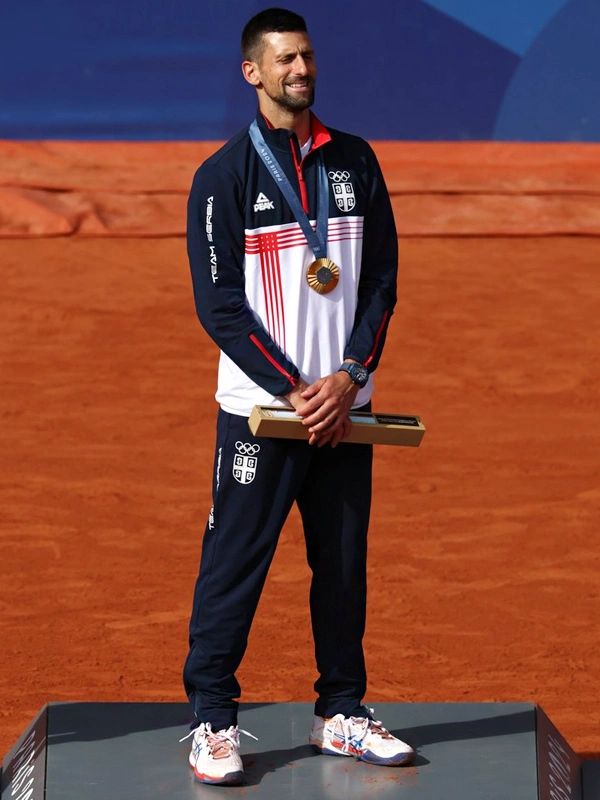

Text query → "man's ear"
[242,60,261,87]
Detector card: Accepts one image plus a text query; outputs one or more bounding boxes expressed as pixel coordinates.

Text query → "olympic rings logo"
[235,441,261,456]
[328,170,350,182]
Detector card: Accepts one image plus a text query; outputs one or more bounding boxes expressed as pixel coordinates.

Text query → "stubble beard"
[270,83,315,113]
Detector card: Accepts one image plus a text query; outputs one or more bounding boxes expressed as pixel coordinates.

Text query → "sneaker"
[309,709,415,767]
[184,722,248,785]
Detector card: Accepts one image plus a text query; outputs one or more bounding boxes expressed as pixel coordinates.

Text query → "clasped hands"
[285,369,359,448]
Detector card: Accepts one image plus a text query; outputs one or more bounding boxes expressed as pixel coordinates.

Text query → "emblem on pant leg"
[233,442,260,484]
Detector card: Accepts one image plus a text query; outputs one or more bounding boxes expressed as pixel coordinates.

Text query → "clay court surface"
[2,229,599,760]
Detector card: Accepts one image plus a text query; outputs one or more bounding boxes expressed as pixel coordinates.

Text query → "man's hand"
[298,371,359,447]
[285,378,312,414]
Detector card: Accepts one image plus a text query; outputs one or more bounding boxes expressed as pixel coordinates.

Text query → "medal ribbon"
[248,120,329,259]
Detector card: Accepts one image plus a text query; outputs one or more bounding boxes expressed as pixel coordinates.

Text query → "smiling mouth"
[286,81,311,91]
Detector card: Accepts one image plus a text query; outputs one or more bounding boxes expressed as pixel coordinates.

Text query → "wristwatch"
[338,361,369,388]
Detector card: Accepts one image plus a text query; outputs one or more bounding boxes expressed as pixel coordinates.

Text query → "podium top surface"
[0,701,584,799]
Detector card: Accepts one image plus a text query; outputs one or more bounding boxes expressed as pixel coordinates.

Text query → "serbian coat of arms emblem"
[233,441,260,484]
[328,170,356,213]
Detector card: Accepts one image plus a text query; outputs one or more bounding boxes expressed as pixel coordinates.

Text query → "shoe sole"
[193,768,244,786]
[359,749,415,767]
[311,741,415,767]
[310,741,356,758]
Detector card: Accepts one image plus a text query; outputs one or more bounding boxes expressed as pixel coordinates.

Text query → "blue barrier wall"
[0,0,597,140]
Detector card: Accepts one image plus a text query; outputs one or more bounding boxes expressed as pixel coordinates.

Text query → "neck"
[259,99,311,145]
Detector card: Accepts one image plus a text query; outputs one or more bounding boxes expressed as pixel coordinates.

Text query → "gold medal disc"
[306,258,340,294]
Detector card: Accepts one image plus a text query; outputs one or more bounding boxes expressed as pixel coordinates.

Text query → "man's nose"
[292,55,309,75]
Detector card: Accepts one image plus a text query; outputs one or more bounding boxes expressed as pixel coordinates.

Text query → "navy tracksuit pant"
[183,407,372,731]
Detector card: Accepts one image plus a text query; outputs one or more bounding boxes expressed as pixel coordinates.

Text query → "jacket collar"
[255,110,332,156]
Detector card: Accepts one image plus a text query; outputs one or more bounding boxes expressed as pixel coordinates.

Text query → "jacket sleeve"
[187,161,300,396]
[343,144,398,372]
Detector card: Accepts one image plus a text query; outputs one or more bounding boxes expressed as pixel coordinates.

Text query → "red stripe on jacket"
[249,333,297,387]
[364,310,390,368]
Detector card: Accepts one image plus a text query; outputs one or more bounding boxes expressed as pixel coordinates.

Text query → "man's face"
[251,31,316,112]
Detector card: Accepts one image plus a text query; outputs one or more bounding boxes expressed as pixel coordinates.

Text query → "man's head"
[241,8,316,116]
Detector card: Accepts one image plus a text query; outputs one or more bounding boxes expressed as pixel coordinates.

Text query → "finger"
[292,400,311,418]
[330,428,343,448]
[317,429,335,447]
[308,409,338,434]
[302,396,340,426]
[302,405,333,428]
[304,406,337,430]
[331,417,352,449]
[331,420,349,447]
[299,393,329,420]
[317,416,345,447]
[301,378,325,399]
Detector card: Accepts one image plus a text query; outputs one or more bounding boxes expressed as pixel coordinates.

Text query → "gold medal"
[306,258,340,294]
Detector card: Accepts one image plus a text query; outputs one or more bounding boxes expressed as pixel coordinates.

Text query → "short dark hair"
[241,8,307,61]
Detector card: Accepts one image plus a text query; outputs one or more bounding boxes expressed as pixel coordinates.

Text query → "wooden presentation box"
[248,406,426,447]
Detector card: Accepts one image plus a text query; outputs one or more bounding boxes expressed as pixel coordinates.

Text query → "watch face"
[343,363,368,386]
[353,365,369,386]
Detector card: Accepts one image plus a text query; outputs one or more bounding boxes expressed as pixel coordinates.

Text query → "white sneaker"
[185,722,246,785]
[309,709,415,766]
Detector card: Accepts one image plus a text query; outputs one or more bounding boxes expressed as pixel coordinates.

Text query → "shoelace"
[361,706,395,740]
[334,706,395,752]
[179,721,258,758]
[365,719,396,740]
[338,716,370,753]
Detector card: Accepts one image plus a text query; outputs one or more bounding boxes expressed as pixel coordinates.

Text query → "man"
[183,7,414,785]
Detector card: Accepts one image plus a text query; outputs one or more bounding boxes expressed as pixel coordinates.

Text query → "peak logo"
[254,192,274,212]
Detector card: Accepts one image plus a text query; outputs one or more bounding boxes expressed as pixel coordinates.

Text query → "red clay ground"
[1,235,599,759]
